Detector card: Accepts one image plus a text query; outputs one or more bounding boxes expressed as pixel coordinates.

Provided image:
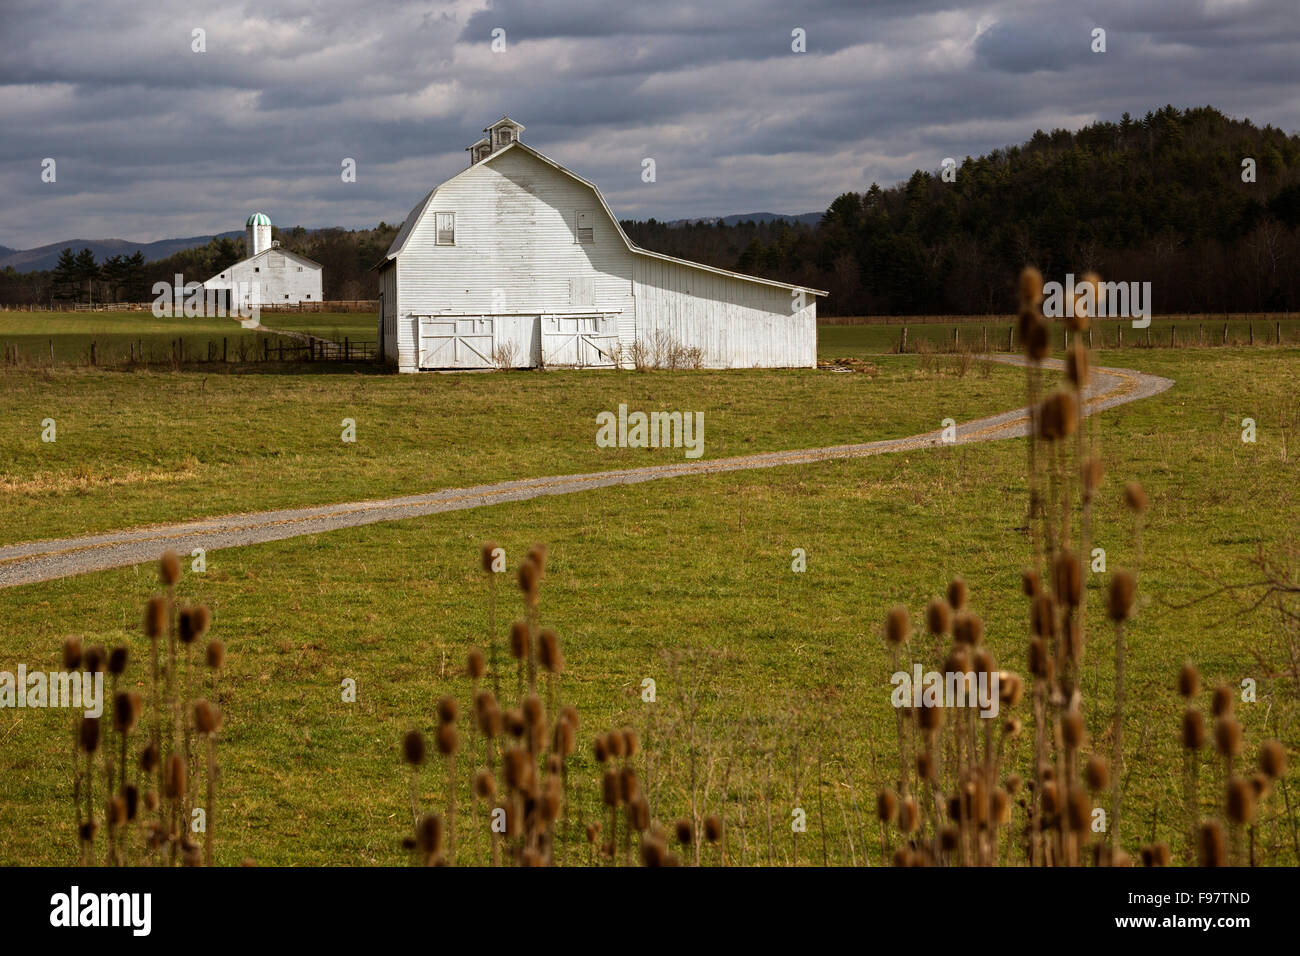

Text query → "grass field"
[1,316,1297,866]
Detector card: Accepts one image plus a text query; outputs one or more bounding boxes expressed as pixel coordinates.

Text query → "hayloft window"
[436,212,456,245]
[497,128,514,146]
[575,210,594,244]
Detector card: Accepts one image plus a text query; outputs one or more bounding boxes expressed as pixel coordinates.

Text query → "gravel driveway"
[0,355,1172,588]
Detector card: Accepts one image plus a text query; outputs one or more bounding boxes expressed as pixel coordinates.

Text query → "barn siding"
[207,249,322,307]
[389,144,818,372]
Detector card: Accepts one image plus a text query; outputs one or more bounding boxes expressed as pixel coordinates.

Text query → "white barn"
[376,118,825,371]
[204,213,324,310]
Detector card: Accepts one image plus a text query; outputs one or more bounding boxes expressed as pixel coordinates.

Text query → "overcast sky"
[2,0,1298,249]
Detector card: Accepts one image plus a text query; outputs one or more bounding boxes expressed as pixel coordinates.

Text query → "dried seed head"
[703,813,723,843]
[602,769,622,807]
[79,716,100,753]
[473,769,496,799]
[206,639,225,670]
[953,612,984,646]
[998,671,1023,707]
[606,730,627,759]
[435,722,458,756]
[1040,780,1060,816]
[177,607,200,644]
[623,728,640,758]
[105,645,128,676]
[1021,569,1041,598]
[61,639,87,674]
[620,767,641,804]
[947,579,968,612]
[1027,637,1050,679]
[1106,571,1135,623]
[991,788,1010,825]
[1005,773,1022,795]
[926,599,950,636]
[402,729,426,765]
[527,543,547,576]
[973,648,995,676]
[140,741,160,773]
[1066,341,1089,388]
[480,541,499,574]
[1053,551,1082,608]
[108,796,127,827]
[1260,739,1287,779]
[1023,313,1049,360]
[509,621,529,660]
[1038,391,1078,441]
[416,813,443,856]
[1226,777,1256,825]
[884,605,910,645]
[1181,708,1205,750]
[1211,684,1233,717]
[675,819,693,845]
[1123,481,1148,514]
[517,558,539,602]
[467,648,486,680]
[159,550,181,586]
[144,598,167,640]
[1062,709,1086,750]
[1198,821,1226,867]
[1085,754,1109,792]
[1060,790,1092,832]
[898,798,919,834]
[1178,663,1200,698]
[1002,716,1022,738]
[1081,457,1103,502]
[538,629,563,673]
[194,699,220,735]
[437,695,458,724]
[593,735,609,763]
[1018,266,1044,307]
[876,789,898,823]
[629,797,650,832]
[1030,593,1056,639]
[1214,717,1243,758]
[83,645,106,674]
[918,701,943,730]
[916,752,934,781]
[113,692,140,733]
[165,754,186,800]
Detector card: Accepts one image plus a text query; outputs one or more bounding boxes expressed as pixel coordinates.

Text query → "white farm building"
[204,213,324,310]
[376,117,826,372]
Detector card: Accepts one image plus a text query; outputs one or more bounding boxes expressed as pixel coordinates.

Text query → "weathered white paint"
[205,246,323,308]
[379,121,825,372]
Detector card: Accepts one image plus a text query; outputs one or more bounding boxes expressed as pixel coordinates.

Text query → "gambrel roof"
[379,141,827,297]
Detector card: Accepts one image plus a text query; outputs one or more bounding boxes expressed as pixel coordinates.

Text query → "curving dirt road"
[0,355,1172,589]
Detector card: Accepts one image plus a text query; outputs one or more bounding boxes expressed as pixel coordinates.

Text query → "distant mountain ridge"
[661,212,822,228]
[0,232,243,273]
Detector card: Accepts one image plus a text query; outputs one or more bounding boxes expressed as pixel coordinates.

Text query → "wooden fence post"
[1222,323,1228,345]
[899,326,907,353]
[345,337,350,361]
[1170,326,1175,348]
[263,337,269,361]
[1007,325,1014,351]
[223,337,227,362]
[1249,322,1254,345]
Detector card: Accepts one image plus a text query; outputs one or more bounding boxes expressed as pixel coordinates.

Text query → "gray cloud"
[0,0,1296,248]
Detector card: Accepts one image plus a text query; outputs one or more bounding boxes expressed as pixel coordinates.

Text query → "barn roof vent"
[468,116,524,165]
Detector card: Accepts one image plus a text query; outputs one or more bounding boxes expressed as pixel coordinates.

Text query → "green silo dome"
[246,213,271,226]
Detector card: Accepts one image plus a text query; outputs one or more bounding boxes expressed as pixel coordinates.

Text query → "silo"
[245,212,272,256]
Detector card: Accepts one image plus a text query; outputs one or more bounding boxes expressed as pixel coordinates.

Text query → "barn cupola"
[246,212,272,256]
[467,116,524,165]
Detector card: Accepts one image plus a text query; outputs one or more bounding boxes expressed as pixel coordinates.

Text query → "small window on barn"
[435,212,456,245]
[254,267,260,273]
[575,210,594,244]
[297,266,303,272]
[498,128,514,146]
[284,294,289,299]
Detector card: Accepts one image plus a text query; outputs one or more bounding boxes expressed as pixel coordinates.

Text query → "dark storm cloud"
[0,0,1296,248]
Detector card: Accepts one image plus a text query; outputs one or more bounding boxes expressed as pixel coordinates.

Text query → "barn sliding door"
[540,314,618,367]
[418,316,494,369]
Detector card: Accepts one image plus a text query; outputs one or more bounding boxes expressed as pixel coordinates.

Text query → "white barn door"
[418,316,494,369]
[541,314,618,367]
